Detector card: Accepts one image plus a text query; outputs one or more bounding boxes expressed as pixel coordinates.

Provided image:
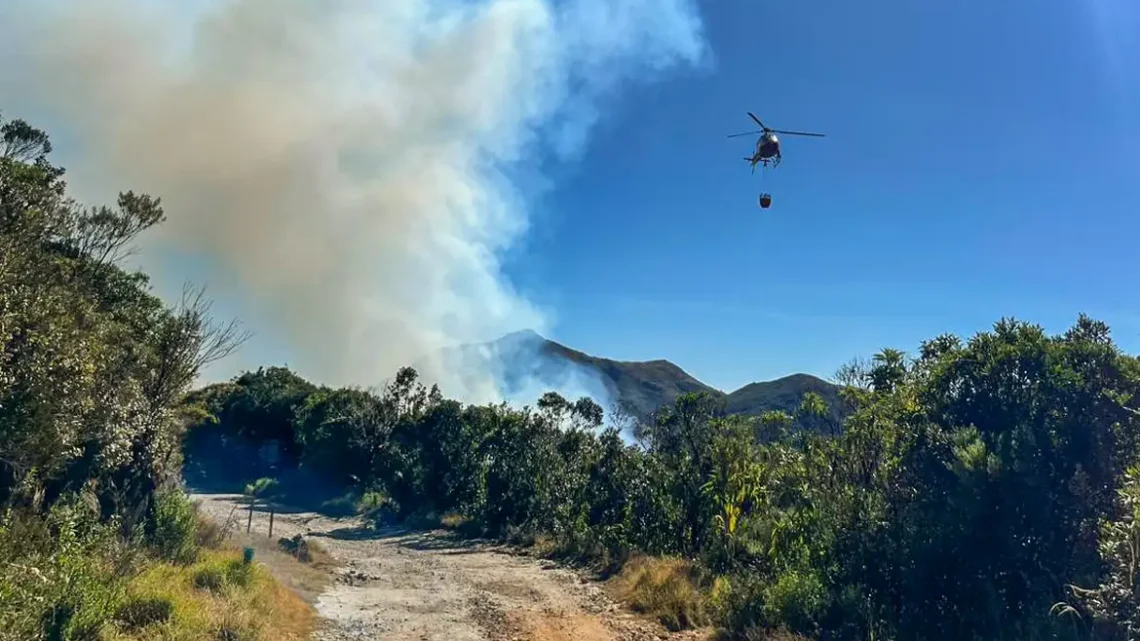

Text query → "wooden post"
[247,498,254,534]
[268,509,275,538]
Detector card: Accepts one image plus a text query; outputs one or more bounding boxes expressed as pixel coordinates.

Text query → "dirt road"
[192,493,710,641]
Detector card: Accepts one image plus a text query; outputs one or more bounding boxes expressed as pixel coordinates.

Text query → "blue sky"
[504,0,1140,391]
[8,0,1140,394]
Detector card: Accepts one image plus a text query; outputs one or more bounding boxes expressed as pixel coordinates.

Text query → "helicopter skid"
[746,156,779,170]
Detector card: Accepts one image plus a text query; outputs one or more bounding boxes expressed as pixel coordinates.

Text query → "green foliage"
[191,557,251,595]
[760,568,828,636]
[124,547,314,641]
[357,490,387,514]
[0,112,253,639]
[1,111,245,524]
[146,488,200,565]
[114,595,174,630]
[0,502,133,641]
[1056,464,1140,639]
[184,312,1140,640]
[701,418,761,541]
[192,565,227,593]
[243,477,280,499]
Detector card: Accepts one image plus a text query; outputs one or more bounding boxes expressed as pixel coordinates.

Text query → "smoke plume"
[0,0,705,404]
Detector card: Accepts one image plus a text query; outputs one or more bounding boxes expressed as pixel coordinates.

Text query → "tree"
[702,418,762,542]
[645,392,724,554]
[796,391,836,436]
[869,348,907,393]
[0,112,245,530]
[294,387,391,487]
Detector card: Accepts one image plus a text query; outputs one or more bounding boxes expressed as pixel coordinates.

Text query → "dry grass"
[228,531,336,605]
[104,549,315,641]
[439,512,470,530]
[608,555,710,632]
[531,534,559,557]
[723,628,813,641]
[296,537,333,568]
[276,534,335,568]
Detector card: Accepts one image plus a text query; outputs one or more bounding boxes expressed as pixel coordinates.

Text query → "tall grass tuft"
[609,555,711,631]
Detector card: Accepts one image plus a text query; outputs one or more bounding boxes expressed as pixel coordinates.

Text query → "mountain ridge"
[445,330,845,427]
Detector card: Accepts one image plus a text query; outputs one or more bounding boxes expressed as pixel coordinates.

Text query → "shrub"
[191,556,255,594]
[728,628,814,641]
[193,565,227,593]
[277,534,312,562]
[710,568,829,639]
[440,512,470,530]
[0,504,133,641]
[760,569,828,636]
[357,491,386,513]
[148,489,201,564]
[318,494,358,518]
[195,506,233,550]
[244,477,281,500]
[224,559,254,589]
[115,596,175,630]
[216,609,264,641]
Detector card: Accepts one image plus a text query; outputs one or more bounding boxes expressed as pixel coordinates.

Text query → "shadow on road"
[392,531,492,555]
[184,470,362,517]
[192,489,517,559]
[305,523,500,556]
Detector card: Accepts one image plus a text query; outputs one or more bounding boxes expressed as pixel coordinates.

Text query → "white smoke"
[441,329,614,409]
[0,0,705,406]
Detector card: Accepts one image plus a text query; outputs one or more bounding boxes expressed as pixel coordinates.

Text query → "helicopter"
[727,112,825,172]
[727,112,825,209]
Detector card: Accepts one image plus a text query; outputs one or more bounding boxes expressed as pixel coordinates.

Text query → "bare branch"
[832,355,872,390]
[142,282,251,411]
[179,282,253,373]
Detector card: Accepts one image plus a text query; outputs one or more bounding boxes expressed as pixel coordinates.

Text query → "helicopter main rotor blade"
[771,129,826,137]
[747,112,768,130]
[727,130,763,138]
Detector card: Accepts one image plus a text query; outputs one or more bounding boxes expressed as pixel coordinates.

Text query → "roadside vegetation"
[0,112,311,640]
[184,313,1140,640]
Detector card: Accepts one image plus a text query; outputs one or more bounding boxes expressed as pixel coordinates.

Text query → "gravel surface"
[192,493,711,641]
